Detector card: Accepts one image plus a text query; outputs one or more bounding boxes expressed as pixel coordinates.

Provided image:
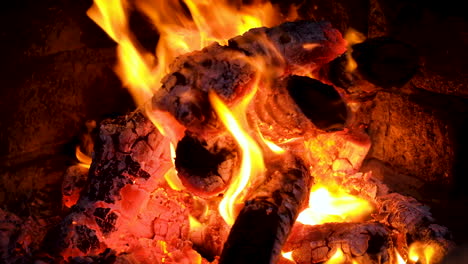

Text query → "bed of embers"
[0,0,460,263]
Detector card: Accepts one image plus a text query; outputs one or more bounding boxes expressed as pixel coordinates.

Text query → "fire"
[75,146,92,169]
[281,251,294,261]
[164,143,185,190]
[396,250,406,264]
[408,242,437,264]
[325,248,346,264]
[210,92,265,225]
[296,183,373,225]
[344,28,366,73]
[87,0,291,127]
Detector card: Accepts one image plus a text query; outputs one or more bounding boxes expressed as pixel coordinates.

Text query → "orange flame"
[75,146,92,169]
[409,242,437,264]
[296,183,373,225]
[87,0,290,108]
[344,28,366,73]
[210,92,265,225]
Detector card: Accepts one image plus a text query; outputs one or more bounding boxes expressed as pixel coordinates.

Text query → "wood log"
[219,154,312,264]
[342,173,455,263]
[175,131,240,197]
[42,111,202,263]
[152,21,347,135]
[282,222,393,264]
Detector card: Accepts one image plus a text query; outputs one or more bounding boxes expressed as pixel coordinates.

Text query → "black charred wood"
[286,75,348,131]
[219,154,312,264]
[175,131,240,196]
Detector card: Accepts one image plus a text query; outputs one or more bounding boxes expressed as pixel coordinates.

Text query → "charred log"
[343,173,455,263]
[42,111,185,260]
[153,21,347,134]
[282,222,393,264]
[175,131,240,196]
[219,154,312,264]
[286,75,348,131]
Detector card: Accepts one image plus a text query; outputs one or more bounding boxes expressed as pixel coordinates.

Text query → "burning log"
[152,20,347,135]
[342,173,455,263]
[42,111,202,262]
[175,131,239,197]
[282,222,393,264]
[219,154,312,264]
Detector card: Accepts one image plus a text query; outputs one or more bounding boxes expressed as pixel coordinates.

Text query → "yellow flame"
[210,92,264,225]
[395,250,406,264]
[344,28,366,73]
[164,143,185,190]
[409,242,436,264]
[325,248,346,264]
[296,183,373,225]
[281,251,294,261]
[256,126,285,154]
[76,146,92,169]
[189,215,203,230]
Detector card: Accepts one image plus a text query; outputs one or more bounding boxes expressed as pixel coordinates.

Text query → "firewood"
[342,173,455,263]
[152,21,347,135]
[42,111,198,262]
[283,222,393,264]
[175,131,240,197]
[219,153,312,264]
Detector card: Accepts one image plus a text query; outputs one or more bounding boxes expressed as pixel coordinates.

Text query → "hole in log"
[175,132,237,196]
[286,75,348,131]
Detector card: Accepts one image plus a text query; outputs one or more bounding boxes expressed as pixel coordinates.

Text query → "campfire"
[0,0,458,263]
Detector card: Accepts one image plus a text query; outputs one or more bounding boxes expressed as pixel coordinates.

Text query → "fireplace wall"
[0,0,467,247]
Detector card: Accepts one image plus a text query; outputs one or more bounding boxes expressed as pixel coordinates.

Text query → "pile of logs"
[0,20,454,264]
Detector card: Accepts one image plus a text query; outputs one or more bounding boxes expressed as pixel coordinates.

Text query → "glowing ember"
[281,251,294,261]
[210,92,265,225]
[75,146,92,169]
[296,183,373,225]
[326,248,346,264]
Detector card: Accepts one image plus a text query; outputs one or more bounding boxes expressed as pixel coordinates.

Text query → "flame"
[164,143,185,190]
[344,28,366,72]
[325,248,346,264]
[210,92,265,225]
[257,125,285,154]
[281,251,294,262]
[87,0,290,109]
[396,250,406,264]
[296,183,373,225]
[409,242,436,264]
[76,146,92,169]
